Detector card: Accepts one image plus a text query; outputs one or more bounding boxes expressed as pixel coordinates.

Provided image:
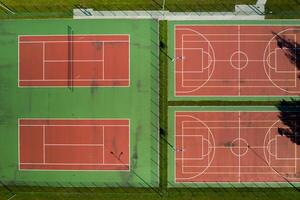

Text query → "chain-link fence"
[1,1,300,199]
[0,1,300,19]
[1,179,300,200]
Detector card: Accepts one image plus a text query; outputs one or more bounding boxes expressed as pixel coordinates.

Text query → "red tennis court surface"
[175,111,300,182]
[19,119,129,171]
[175,25,300,96]
[19,35,129,87]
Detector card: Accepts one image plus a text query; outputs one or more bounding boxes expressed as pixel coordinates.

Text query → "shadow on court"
[272,31,300,76]
[276,99,300,145]
[273,31,300,145]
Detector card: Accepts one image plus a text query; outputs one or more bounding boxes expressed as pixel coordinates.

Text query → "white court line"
[275,136,300,160]
[174,111,300,182]
[19,40,129,44]
[238,25,241,96]
[179,31,215,90]
[267,139,277,157]
[238,111,241,182]
[20,79,129,81]
[183,135,204,174]
[276,135,278,160]
[263,29,300,94]
[18,34,129,37]
[173,112,176,183]
[176,113,216,178]
[295,34,298,89]
[102,126,105,164]
[181,34,184,89]
[177,135,204,137]
[182,126,282,129]
[294,34,297,88]
[175,47,204,50]
[173,77,296,81]
[183,40,277,43]
[44,144,104,146]
[179,165,296,168]
[177,71,206,74]
[103,41,105,80]
[20,36,124,85]
[181,120,184,174]
[176,58,266,62]
[183,126,277,130]
[214,146,266,148]
[20,163,127,166]
[176,158,204,161]
[18,119,20,170]
[44,59,104,62]
[175,32,290,36]
[181,119,291,122]
[19,118,130,170]
[176,171,292,175]
[20,118,130,120]
[180,119,300,122]
[20,124,129,127]
[18,34,130,88]
[128,120,131,170]
[17,35,20,88]
[42,42,45,80]
[177,86,298,88]
[295,116,298,173]
[175,27,300,96]
[128,34,131,88]
[43,125,45,164]
[264,119,300,182]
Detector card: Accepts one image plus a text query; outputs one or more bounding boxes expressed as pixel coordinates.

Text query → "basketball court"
[169,107,300,184]
[171,25,300,97]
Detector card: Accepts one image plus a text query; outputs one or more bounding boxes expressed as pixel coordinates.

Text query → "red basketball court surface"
[19,119,129,170]
[19,35,129,87]
[174,25,300,96]
[175,111,300,182]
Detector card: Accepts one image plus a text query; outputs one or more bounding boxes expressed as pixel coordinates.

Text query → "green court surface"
[0,19,159,187]
[168,106,300,188]
[168,20,300,101]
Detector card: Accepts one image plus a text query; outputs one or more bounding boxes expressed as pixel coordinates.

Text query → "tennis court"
[19,119,129,171]
[169,22,300,100]
[168,107,300,186]
[0,19,159,187]
[19,35,129,87]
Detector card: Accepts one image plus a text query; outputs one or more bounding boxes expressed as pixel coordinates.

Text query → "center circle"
[230,51,249,70]
[230,138,249,157]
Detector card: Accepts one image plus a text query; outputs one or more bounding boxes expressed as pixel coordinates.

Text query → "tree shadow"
[272,31,300,74]
[274,30,300,145]
[276,99,300,145]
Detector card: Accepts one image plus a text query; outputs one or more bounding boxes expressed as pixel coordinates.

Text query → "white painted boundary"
[18,34,131,88]
[18,118,131,172]
[173,111,300,183]
[173,25,300,97]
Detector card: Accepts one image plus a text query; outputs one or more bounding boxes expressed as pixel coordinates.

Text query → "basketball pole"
[162,0,166,10]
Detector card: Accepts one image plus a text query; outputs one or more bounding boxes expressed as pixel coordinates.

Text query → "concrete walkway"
[73,9,264,20]
[256,0,268,5]
[73,1,267,20]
